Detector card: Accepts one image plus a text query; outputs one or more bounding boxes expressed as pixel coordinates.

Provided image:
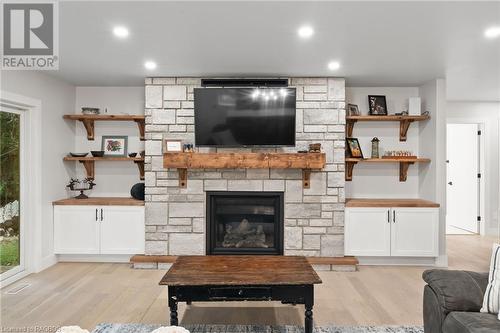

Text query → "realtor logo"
[1,1,59,69]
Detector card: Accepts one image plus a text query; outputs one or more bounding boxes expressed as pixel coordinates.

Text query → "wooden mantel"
[163,152,326,188]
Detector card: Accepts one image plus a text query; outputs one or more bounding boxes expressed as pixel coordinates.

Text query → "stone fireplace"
[143,77,346,266]
[206,191,284,255]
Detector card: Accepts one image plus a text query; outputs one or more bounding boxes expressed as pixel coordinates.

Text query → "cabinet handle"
[393,210,396,223]
[100,208,103,221]
[387,210,390,223]
[95,209,98,221]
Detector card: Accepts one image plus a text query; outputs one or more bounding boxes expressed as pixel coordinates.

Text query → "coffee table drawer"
[208,287,272,300]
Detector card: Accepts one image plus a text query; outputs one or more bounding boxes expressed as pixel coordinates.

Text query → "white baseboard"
[38,254,58,272]
[57,254,133,263]
[357,256,443,266]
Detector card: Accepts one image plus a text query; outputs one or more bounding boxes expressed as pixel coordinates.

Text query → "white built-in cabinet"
[54,205,144,255]
[345,206,439,257]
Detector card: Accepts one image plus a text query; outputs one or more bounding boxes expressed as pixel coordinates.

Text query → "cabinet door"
[99,206,145,254]
[54,206,100,254]
[345,208,391,256]
[391,208,439,257]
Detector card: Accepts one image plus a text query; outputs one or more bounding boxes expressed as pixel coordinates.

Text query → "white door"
[1,107,25,280]
[345,208,391,256]
[446,124,479,234]
[391,208,439,257]
[100,206,145,254]
[54,206,100,254]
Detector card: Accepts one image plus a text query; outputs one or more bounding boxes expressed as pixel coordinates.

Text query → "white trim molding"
[0,90,43,287]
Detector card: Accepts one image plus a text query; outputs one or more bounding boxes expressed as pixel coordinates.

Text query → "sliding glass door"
[0,107,24,279]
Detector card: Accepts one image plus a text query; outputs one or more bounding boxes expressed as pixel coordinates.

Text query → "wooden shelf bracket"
[399,119,413,142]
[135,160,145,180]
[82,119,95,140]
[80,160,95,179]
[346,120,356,138]
[345,160,357,181]
[399,161,414,182]
[134,119,145,141]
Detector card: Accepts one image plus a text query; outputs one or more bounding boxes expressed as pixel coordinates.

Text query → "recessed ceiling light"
[484,26,500,39]
[298,26,314,39]
[144,61,157,70]
[328,61,340,71]
[113,26,129,38]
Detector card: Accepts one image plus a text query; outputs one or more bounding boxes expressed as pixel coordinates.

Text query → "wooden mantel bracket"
[80,160,95,179]
[135,119,145,141]
[178,168,188,188]
[302,169,311,188]
[399,119,414,142]
[81,119,95,140]
[134,160,145,180]
[345,160,357,181]
[399,161,414,182]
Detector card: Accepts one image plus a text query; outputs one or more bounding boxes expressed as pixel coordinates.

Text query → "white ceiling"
[52,1,500,101]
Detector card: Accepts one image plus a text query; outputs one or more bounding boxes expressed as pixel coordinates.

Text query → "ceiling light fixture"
[298,26,314,39]
[328,61,340,71]
[484,26,500,39]
[144,61,157,70]
[113,26,129,38]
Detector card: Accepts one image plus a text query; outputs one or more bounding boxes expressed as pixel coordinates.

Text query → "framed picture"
[101,136,128,157]
[368,95,388,115]
[347,104,360,116]
[163,139,183,152]
[346,138,363,158]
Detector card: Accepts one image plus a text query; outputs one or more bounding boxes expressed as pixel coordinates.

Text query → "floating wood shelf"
[63,114,145,141]
[63,156,145,180]
[346,115,430,141]
[345,157,430,182]
[53,197,144,206]
[163,152,326,188]
[345,198,439,208]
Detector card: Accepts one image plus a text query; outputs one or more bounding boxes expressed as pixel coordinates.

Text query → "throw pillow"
[481,243,500,315]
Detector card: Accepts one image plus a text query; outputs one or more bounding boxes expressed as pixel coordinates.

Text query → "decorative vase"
[371,137,380,158]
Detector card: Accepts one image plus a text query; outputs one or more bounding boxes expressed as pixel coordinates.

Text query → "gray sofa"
[423,269,500,333]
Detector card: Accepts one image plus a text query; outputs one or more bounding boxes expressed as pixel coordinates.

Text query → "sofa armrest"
[422,270,489,313]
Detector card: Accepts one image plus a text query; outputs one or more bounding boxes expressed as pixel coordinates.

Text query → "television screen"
[194,88,296,147]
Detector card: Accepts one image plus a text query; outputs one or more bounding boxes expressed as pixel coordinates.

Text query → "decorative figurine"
[66,178,96,199]
[308,143,322,153]
[371,137,380,158]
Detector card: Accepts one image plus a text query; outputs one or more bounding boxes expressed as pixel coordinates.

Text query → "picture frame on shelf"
[163,138,183,153]
[346,138,364,158]
[368,95,388,115]
[101,135,128,157]
[347,104,360,116]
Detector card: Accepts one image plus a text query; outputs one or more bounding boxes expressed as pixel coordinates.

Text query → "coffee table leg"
[168,287,178,326]
[304,285,314,333]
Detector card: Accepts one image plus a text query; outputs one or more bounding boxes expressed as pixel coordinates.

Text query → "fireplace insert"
[206,191,284,255]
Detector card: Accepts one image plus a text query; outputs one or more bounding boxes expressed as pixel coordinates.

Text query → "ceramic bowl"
[91,151,105,157]
[81,107,100,115]
[128,153,137,158]
[70,152,88,157]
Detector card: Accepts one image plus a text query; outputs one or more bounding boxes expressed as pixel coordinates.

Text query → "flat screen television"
[194,88,296,147]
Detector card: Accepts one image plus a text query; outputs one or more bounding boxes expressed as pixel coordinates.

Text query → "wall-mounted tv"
[194,88,296,147]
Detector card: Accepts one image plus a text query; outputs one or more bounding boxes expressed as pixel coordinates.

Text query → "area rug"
[92,324,423,333]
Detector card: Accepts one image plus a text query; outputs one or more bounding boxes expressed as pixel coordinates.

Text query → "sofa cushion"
[443,311,500,333]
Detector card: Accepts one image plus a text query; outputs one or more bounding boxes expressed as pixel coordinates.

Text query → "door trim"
[0,91,42,288]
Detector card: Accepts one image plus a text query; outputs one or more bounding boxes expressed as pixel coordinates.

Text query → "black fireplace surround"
[206,191,284,255]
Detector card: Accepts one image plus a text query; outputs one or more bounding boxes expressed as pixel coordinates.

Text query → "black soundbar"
[201,78,288,87]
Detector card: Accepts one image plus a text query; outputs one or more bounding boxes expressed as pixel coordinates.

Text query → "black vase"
[130,183,145,200]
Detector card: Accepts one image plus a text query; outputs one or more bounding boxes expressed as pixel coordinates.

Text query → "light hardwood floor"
[1,235,497,330]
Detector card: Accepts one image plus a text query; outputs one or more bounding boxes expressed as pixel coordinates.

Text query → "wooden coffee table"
[159,255,322,333]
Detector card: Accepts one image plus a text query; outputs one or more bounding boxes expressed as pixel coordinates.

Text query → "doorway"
[0,106,25,280]
[446,123,481,234]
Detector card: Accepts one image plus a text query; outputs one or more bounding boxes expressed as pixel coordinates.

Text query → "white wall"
[74,87,144,196]
[418,79,447,265]
[345,87,420,198]
[1,71,76,265]
[447,101,500,235]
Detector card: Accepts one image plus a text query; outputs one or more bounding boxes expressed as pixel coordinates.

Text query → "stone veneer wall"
[143,77,346,259]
